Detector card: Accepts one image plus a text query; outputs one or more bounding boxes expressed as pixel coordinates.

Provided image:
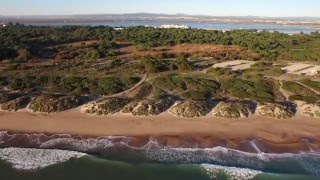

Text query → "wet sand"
[0,108,320,153]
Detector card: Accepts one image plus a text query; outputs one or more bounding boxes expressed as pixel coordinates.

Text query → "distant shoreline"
[1,19,317,34]
[1,13,320,29]
[2,19,319,27]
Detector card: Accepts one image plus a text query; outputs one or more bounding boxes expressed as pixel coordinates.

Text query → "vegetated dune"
[212,101,256,119]
[169,100,213,118]
[256,102,296,119]
[83,97,132,115]
[0,96,31,111]
[122,96,176,116]
[0,93,22,104]
[299,101,320,118]
[28,94,85,113]
[125,82,153,100]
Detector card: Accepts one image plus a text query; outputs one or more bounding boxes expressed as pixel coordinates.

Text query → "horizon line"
[1,12,320,19]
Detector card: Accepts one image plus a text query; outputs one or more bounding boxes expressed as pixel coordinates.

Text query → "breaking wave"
[0,147,86,171]
[1,131,320,175]
[201,164,262,180]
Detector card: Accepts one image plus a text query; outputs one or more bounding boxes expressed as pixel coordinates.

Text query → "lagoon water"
[24,19,318,34]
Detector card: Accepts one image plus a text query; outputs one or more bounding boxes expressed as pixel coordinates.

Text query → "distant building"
[159,24,190,29]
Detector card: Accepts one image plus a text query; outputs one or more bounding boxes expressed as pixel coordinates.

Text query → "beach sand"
[0,108,320,153]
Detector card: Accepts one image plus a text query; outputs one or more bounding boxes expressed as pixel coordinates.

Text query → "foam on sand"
[0,147,87,171]
[201,164,262,180]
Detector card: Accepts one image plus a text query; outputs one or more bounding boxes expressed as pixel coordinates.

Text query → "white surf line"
[0,147,87,171]
[201,164,262,180]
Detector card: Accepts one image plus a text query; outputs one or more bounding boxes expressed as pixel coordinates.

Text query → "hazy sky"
[1,0,319,17]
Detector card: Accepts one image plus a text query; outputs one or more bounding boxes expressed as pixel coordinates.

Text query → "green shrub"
[152,74,220,99]
[289,95,320,104]
[300,79,320,92]
[140,57,168,73]
[177,55,193,72]
[221,78,276,103]
[181,91,208,100]
[46,76,140,96]
[282,81,316,96]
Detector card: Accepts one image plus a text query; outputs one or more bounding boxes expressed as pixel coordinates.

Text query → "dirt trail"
[107,74,147,98]
[279,81,291,100]
[295,81,320,95]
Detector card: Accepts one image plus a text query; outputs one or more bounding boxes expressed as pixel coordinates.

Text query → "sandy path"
[279,80,291,100]
[295,81,320,95]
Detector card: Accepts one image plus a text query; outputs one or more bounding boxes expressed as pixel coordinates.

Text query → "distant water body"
[23,20,318,34]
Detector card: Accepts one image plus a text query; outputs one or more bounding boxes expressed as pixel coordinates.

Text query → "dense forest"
[1,24,319,62]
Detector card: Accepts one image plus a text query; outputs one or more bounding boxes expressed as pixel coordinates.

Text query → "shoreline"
[1,109,320,154]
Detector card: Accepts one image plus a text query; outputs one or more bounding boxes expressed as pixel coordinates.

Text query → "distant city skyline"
[1,0,320,17]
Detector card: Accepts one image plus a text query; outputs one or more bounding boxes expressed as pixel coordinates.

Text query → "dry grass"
[116,43,252,60]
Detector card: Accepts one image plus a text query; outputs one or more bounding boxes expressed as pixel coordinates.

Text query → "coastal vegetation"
[220,77,278,103]
[2,75,140,96]
[83,97,132,115]
[299,79,320,92]
[1,25,320,62]
[169,100,212,118]
[212,101,255,118]
[0,25,319,118]
[152,74,220,100]
[282,81,320,103]
[256,103,296,119]
[29,94,85,113]
[0,96,31,111]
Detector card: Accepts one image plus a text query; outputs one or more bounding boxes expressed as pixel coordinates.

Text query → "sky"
[1,0,319,17]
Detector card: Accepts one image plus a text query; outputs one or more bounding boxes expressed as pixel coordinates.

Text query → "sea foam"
[0,147,87,171]
[201,164,262,180]
[1,131,320,175]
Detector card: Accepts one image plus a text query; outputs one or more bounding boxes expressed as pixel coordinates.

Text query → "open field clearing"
[295,65,320,76]
[211,60,256,71]
[281,63,320,76]
[117,43,252,60]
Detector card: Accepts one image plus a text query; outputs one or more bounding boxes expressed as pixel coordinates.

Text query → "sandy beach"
[0,108,320,153]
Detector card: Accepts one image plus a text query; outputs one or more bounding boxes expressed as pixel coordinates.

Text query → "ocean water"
[23,19,318,34]
[0,132,320,180]
[0,150,319,180]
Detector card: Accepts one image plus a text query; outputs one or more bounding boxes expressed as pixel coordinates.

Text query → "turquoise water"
[0,156,319,180]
